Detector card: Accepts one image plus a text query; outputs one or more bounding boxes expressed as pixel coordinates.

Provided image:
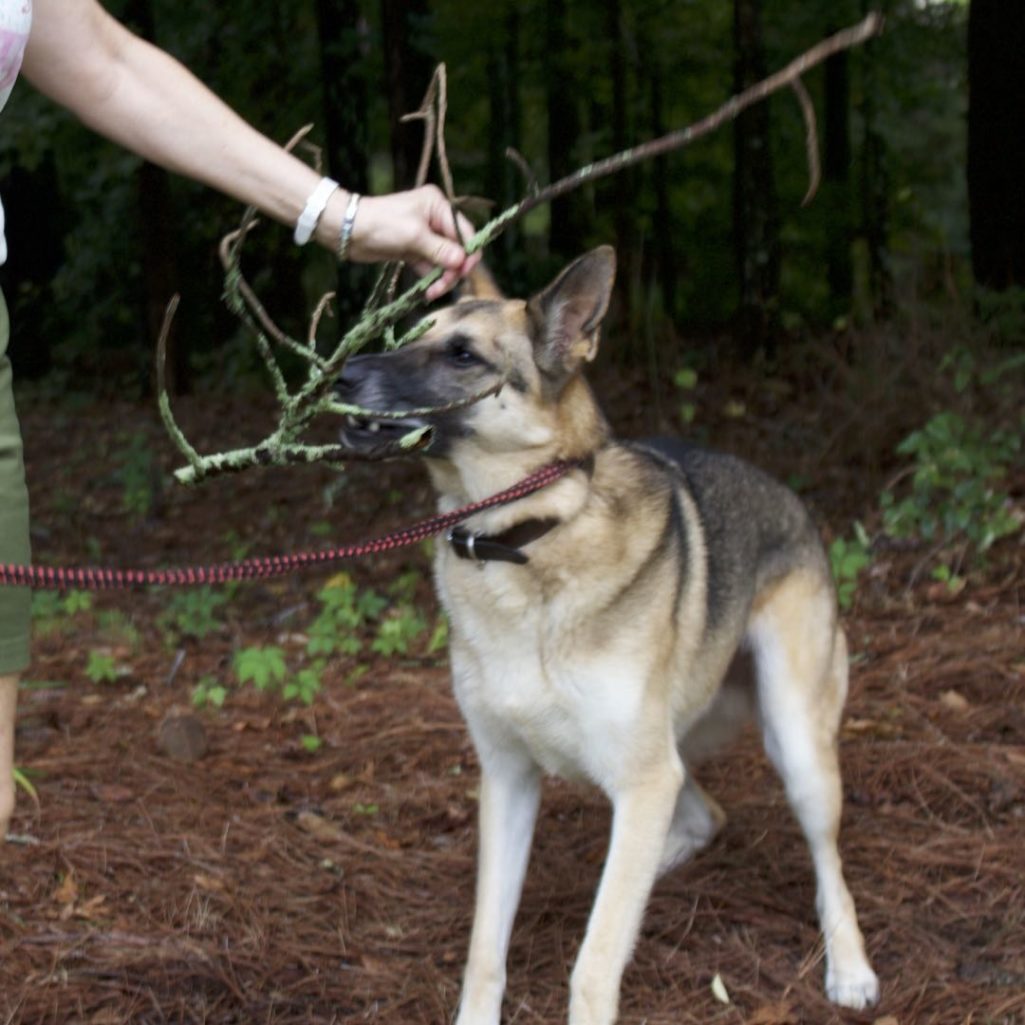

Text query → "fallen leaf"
[192,873,227,894]
[710,972,731,1005]
[940,689,970,713]
[296,810,346,844]
[746,1001,796,1025]
[75,894,107,921]
[53,872,78,905]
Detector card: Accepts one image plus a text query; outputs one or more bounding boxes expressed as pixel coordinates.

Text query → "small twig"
[505,147,541,197]
[791,77,821,206]
[308,292,336,350]
[219,226,328,373]
[155,295,202,474]
[323,378,505,424]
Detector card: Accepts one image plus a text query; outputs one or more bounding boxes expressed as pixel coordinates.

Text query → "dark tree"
[967,0,1025,290]
[314,0,371,322]
[732,0,780,356]
[646,53,677,326]
[605,0,636,327]
[315,0,369,195]
[380,0,434,190]
[858,0,891,316]
[545,0,586,258]
[124,0,187,394]
[823,43,852,311]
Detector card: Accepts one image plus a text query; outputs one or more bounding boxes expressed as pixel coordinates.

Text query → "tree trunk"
[315,0,371,322]
[823,44,852,312]
[123,0,187,395]
[380,0,433,190]
[731,0,780,357]
[967,0,1025,290]
[857,0,891,318]
[485,4,522,275]
[545,0,585,258]
[605,0,635,328]
[648,58,677,326]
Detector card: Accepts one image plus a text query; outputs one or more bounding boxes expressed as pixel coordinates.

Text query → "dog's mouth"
[340,413,434,452]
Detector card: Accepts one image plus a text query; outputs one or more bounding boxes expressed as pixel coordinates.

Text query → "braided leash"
[0,461,576,592]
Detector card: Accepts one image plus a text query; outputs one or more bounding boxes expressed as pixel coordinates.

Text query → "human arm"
[21,0,476,299]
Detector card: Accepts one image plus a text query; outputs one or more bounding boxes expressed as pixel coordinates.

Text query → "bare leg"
[456,752,541,1025]
[0,674,18,837]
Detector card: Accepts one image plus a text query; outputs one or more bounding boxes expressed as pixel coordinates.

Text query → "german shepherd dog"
[336,247,879,1025]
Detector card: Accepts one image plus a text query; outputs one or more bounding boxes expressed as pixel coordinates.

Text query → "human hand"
[339,185,481,301]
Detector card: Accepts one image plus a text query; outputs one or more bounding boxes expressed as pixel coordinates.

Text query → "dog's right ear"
[458,263,506,301]
[527,246,616,380]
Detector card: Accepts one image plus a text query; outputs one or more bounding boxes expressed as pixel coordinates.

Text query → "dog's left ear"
[527,246,616,379]
[458,263,505,301]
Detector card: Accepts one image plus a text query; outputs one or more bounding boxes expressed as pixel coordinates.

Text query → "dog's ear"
[527,246,616,379]
[458,263,506,301]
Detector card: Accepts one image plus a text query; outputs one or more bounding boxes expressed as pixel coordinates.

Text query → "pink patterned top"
[0,0,32,264]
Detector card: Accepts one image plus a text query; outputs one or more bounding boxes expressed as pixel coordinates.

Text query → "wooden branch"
[160,12,883,485]
[465,12,883,254]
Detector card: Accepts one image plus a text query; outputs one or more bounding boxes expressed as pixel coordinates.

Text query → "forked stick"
[160,12,883,485]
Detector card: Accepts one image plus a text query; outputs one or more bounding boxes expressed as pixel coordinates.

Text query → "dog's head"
[336,247,616,470]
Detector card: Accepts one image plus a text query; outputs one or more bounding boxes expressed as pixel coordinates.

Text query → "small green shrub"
[829,523,872,610]
[161,586,226,641]
[880,411,1021,554]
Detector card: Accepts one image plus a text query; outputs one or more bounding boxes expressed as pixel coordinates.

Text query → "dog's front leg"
[456,750,541,1025]
[569,760,683,1025]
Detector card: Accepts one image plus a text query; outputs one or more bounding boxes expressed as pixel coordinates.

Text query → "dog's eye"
[446,337,481,368]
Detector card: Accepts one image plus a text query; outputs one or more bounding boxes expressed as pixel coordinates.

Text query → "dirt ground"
[1,356,1023,1025]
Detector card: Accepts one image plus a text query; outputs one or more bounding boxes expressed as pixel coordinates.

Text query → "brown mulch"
[1,374,1024,1025]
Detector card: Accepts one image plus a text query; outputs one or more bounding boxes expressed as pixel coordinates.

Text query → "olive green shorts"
[0,288,31,674]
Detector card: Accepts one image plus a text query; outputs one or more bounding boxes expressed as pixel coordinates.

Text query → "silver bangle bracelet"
[337,192,361,261]
[293,177,340,246]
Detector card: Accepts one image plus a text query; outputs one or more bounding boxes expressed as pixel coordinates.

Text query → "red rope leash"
[0,461,576,591]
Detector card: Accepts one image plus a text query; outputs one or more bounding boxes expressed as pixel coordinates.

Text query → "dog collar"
[447,518,560,566]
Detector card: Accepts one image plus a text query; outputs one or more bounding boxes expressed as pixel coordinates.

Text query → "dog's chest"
[441,563,646,785]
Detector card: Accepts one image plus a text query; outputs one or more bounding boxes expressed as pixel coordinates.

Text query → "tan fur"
[337,248,878,1025]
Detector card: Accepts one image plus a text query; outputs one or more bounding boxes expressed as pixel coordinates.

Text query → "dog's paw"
[826,962,880,1010]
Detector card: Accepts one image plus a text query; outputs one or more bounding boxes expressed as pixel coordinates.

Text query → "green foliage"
[300,734,323,754]
[114,434,159,520]
[283,665,324,707]
[974,286,1025,346]
[673,366,699,426]
[372,607,428,657]
[84,650,120,685]
[880,411,1022,554]
[161,586,227,641]
[12,766,39,804]
[191,675,228,709]
[233,645,289,691]
[829,523,872,610]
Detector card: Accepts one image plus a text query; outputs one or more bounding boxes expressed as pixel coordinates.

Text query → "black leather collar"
[447,517,560,565]
[445,453,595,566]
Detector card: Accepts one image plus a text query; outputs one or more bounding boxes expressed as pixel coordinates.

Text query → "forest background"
[1,0,1018,399]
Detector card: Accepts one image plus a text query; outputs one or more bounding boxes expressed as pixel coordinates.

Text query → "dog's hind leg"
[748,571,879,1011]
[456,749,541,1025]
[656,774,726,878]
